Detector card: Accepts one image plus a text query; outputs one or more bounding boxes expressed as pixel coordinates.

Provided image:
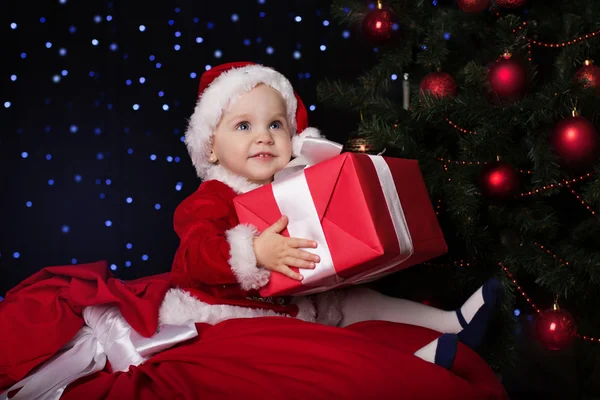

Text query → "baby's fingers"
[287,237,318,249]
[283,256,316,270]
[273,265,304,281]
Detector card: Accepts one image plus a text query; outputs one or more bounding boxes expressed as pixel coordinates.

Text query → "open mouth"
[251,153,275,159]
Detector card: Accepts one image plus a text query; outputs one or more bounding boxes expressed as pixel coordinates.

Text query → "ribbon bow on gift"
[274,136,344,182]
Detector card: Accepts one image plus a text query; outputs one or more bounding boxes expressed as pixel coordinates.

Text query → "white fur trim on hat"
[225,223,271,291]
[291,127,323,158]
[158,288,317,326]
[185,64,298,180]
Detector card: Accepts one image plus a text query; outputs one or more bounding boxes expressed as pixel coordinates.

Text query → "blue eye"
[270,121,282,129]
[236,122,250,131]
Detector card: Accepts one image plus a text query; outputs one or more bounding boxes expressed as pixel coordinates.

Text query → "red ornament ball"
[575,61,600,93]
[479,160,520,198]
[534,307,577,351]
[495,0,527,8]
[362,7,397,44]
[420,72,457,99]
[489,57,527,99]
[552,115,598,166]
[457,0,490,13]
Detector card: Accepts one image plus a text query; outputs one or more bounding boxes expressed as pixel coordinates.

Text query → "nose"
[255,129,274,144]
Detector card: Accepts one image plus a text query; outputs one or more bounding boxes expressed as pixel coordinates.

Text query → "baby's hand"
[252,215,320,281]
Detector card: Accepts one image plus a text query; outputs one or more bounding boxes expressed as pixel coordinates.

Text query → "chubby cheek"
[277,155,290,167]
[221,143,251,168]
[279,136,293,157]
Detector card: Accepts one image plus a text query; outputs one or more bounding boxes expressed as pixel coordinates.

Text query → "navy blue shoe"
[456,277,504,349]
[434,333,459,369]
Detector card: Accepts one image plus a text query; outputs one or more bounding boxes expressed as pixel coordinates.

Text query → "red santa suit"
[160,178,329,327]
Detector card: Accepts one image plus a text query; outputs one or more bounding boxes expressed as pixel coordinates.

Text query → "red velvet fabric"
[0,261,508,400]
[0,261,168,389]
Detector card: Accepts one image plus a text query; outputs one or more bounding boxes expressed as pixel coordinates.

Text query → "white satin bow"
[273,136,344,182]
[0,306,198,400]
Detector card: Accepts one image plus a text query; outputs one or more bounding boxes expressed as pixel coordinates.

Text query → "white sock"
[414,338,438,364]
[459,286,485,324]
[414,334,458,369]
[336,287,462,333]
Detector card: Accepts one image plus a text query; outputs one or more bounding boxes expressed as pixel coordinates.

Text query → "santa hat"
[184,61,322,183]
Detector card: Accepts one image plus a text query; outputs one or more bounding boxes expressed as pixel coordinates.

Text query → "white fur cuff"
[292,127,322,158]
[158,288,317,326]
[225,224,271,291]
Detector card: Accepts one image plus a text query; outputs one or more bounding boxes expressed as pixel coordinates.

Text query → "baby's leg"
[312,291,459,369]
[334,278,504,349]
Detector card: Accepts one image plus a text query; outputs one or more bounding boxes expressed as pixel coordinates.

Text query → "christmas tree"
[319,0,600,394]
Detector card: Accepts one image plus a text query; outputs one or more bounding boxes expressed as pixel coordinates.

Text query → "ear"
[209,149,218,163]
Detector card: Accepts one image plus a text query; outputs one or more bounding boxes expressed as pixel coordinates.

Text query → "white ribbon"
[346,155,414,285]
[271,139,414,296]
[272,168,341,290]
[273,137,344,182]
[0,306,198,400]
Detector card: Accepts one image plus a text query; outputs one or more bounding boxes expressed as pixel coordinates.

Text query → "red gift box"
[233,152,447,297]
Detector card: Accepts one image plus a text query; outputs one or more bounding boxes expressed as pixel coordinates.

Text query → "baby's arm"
[172,191,269,291]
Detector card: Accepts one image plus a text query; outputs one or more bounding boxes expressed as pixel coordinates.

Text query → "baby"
[159,61,503,369]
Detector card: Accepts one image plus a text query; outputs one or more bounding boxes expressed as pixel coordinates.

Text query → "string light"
[423,259,471,268]
[508,24,533,61]
[499,262,543,315]
[525,43,533,61]
[566,184,597,216]
[444,117,476,134]
[514,21,600,48]
[534,242,569,266]
[491,7,502,20]
[436,157,487,166]
[578,333,600,342]
[436,157,532,174]
[434,198,442,215]
[519,173,593,197]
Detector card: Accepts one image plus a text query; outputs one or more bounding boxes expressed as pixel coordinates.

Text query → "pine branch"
[459,61,488,88]
[581,172,600,206]
[357,115,420,156]
[361,48,415,94]
[316,79,365,110]
[488,202,560,239]
[330,0,366,26]
[527,132,562,189]
[439,173,487,257]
